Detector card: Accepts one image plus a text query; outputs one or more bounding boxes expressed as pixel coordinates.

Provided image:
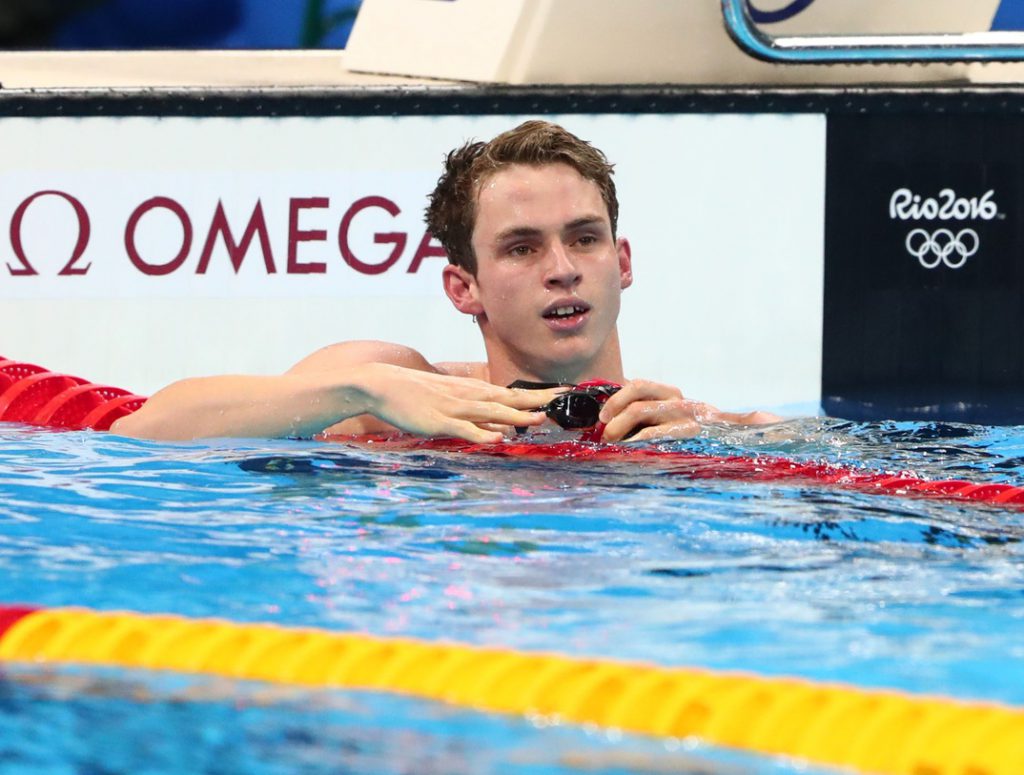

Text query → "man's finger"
[458,401,548,427]
[627,421,700,442]
[477,422,514,434]
[597,383,646,422]
[444,418,504,444]
[601,401,662,441]
[717,409,782,425]
[599,381,681,424]
[603,400,701,441]
[505,386,569,409]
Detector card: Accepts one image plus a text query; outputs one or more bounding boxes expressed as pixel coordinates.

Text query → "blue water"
[1,419,1024,773]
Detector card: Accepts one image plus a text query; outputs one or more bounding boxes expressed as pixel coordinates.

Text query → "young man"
[113,120,775,442]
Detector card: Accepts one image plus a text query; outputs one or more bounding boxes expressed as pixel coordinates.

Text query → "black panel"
[824,114,1024,423]
[2,84,1024,119]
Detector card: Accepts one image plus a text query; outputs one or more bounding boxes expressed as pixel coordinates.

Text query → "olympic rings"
[905,227,979,269]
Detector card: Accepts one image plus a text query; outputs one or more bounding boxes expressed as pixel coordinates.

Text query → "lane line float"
[3,355,1024,509]
[0,358,146,431]
[334,434,1024,509]
[0,604,1021,775]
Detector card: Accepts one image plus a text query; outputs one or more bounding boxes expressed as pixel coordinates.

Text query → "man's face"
[451,161,632,382]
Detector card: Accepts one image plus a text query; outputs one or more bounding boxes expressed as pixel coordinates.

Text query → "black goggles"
[508,380,622,430]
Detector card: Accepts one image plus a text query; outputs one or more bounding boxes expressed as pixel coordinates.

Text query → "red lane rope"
[2,355,1021,509]
[0,357,147,431]
[0,605,37,639]
[336,435,1024,510]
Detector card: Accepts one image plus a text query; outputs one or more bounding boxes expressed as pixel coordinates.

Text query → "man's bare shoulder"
[287,340,487,382]
[288,340,439,375]
[433,361,488,380]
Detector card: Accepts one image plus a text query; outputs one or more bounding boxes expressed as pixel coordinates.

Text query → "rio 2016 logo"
[888,188,999,270]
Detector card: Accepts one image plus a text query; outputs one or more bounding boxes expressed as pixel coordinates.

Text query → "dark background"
[0,0,360,49]
[823,115,1024,423]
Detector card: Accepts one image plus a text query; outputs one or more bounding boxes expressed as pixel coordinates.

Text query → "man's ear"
[442,264,485,316]
[617,237,633,290]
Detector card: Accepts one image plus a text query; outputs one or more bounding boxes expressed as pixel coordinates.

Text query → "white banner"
[0,114,825,413]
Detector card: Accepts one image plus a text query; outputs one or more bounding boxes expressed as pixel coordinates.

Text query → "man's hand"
[597,379,780,442]
[113,361,564,443]
[356,363,563,444]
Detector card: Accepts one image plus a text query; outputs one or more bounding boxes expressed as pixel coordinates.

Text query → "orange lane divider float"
[3,354,1024,509]
[0,604,1021,775]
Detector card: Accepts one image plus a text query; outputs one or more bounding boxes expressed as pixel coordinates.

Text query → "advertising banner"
[0,113,825,414]
[824,115,1023,423]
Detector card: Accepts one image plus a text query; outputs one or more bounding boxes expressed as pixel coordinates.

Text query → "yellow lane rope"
[0,606,1021,774]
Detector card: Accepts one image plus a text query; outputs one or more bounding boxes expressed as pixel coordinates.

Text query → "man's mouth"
[543,303,590,321]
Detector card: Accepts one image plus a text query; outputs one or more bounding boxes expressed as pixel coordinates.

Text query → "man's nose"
[544,243,582,288]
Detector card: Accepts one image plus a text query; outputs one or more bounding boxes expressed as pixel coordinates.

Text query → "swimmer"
[113,120,778,443]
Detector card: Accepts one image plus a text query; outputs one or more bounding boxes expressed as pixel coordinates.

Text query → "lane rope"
[4,355,1024,509]
[338,434,1024,509]
[0,604,1021,775]
[0,357,146,431]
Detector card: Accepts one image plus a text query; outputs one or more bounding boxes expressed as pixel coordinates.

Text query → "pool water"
[1,418,1023,773]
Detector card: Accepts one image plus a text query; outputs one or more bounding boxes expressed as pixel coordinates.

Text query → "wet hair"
[425,120,618,274]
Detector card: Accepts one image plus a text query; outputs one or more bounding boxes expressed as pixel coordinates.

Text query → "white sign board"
[0,114,825,414]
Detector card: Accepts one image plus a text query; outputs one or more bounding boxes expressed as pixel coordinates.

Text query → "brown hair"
[425,120,618,274]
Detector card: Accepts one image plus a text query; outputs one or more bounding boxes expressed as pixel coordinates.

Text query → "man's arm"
[597,379,781,442]
[111,341,560,442]
[286,340,449,436]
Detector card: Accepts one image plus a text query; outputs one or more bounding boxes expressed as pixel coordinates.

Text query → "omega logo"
[4,191,446,279]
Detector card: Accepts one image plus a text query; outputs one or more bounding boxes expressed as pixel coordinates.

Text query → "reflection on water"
[700,417,1024,483]
[5,665,794,775]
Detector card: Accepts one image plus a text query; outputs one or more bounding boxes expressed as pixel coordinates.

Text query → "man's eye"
[510,245,532,256]
[576,235,598,247]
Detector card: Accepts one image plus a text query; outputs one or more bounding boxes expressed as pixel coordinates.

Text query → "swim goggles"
[508,379,622,434]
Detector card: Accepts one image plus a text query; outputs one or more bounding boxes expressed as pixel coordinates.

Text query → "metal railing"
[721,0,1024,63]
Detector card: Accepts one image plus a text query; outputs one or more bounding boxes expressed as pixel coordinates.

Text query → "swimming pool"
[1,417,1022,773]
